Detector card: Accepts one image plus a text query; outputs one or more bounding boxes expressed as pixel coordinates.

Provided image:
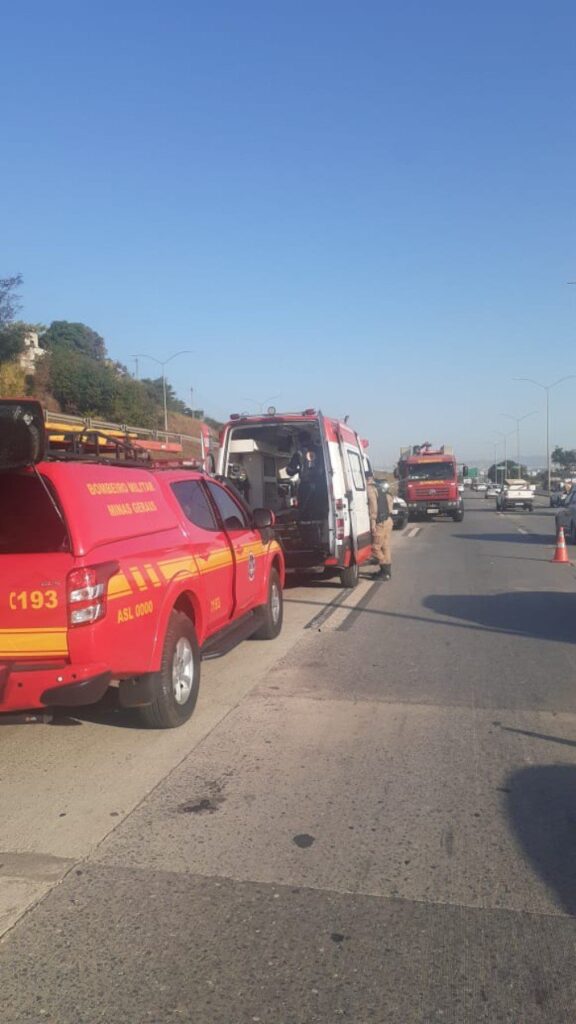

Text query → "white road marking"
[517,528,528,535]
[405,527,421,538]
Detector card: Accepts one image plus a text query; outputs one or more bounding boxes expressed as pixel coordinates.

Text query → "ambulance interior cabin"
[222,421,330,562]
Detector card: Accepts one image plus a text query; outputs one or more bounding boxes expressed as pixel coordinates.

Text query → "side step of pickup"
[201,609,262,661]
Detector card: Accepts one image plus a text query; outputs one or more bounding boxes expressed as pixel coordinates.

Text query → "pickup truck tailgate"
[0,554,71,659]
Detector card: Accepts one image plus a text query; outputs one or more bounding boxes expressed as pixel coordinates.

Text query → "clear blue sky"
[3,0,576,467]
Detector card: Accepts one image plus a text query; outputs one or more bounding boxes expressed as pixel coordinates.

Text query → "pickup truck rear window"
[0,473,70,553]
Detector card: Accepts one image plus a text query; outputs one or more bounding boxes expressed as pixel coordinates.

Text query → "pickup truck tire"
[253,568,283,640]
[340,562,359,588]
[138,612,200,729]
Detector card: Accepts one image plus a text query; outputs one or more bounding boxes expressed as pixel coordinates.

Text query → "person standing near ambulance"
[367,470,393,580]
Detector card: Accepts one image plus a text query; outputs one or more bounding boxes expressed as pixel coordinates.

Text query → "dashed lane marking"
[517,527,529,534]
[405,526,421,539]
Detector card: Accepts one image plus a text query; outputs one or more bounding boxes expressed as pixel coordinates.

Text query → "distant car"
[556,489,576,542]
[485,484,500,498]
[496,479,534,512]
[392,495,408,530]
[475,482,488,492]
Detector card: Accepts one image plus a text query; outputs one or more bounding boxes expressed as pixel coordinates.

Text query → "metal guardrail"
[43,409,202,448]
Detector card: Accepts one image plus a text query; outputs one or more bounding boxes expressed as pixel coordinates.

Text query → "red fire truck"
[396,443,464,522]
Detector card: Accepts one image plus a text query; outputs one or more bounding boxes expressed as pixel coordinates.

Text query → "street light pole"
[514,376,576,494]
[501,411,537,478]
[132,350,194,432]
[162,375,168,432]
[495,430,515,482]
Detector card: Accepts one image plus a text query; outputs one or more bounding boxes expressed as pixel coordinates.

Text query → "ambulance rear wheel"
[340,562,359,588]
[138,612,200,729]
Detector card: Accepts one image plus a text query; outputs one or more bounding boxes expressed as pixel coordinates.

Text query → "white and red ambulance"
[218,409,372,587]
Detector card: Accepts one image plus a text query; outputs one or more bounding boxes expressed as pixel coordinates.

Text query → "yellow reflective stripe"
[196,550,233,573]
[0,628,68,656]
[158,557,197,581]
[108,573,133,602]
[144,564,162,588]
[130,567,148,592]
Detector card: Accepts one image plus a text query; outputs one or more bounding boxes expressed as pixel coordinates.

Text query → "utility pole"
[133,350,194,432]
[514,376,576,493]
[501,411,537,478]
[495,430,515,482]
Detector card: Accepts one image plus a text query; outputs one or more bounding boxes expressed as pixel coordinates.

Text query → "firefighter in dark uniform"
[367,470,393,580]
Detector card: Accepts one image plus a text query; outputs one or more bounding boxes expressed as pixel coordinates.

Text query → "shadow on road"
[506,764,576,916]
[501,725,576,750]
[424,592,576,644]
[51,689,147,730]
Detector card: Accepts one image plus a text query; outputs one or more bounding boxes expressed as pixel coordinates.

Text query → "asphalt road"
[3,496,576,1023]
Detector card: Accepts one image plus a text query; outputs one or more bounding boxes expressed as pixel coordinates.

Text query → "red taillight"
[336,517,345,541]
[67,562,119,628]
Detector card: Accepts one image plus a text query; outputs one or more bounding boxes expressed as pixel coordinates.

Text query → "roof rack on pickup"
[0,400,208,473]
[47,427,154,464]
[45,410,199,454]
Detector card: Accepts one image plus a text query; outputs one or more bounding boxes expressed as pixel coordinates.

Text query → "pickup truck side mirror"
[253,508,275,530]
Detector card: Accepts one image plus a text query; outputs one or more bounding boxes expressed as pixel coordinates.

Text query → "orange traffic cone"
[551,525,570,564]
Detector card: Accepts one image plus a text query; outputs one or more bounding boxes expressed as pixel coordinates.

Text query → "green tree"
[41,321,107,361]
[0,322,27,362]
[49,348,116,417]
[488,460,527,482]
[551,446,576,474]
[111,375,158,428]
[0,274,23,326]
[140,377,188,415]
[0,321,46,364]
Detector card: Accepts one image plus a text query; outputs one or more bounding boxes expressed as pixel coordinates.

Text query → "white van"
[218,409,372,587]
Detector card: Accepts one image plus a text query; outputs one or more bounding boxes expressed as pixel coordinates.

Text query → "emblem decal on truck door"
[248,553,256,581]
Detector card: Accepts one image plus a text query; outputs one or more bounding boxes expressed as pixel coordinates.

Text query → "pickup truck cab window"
[171,480,218,531]
[206,481,250,531]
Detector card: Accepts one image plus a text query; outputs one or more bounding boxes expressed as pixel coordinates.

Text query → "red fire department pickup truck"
[0,400,285,727]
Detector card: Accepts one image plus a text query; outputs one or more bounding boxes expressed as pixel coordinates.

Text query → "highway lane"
[3,496,576,1023]
[0,547,414,936]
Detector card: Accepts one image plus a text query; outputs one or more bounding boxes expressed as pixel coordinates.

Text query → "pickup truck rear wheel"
[138,612,200,729]
[253,568,283,640]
